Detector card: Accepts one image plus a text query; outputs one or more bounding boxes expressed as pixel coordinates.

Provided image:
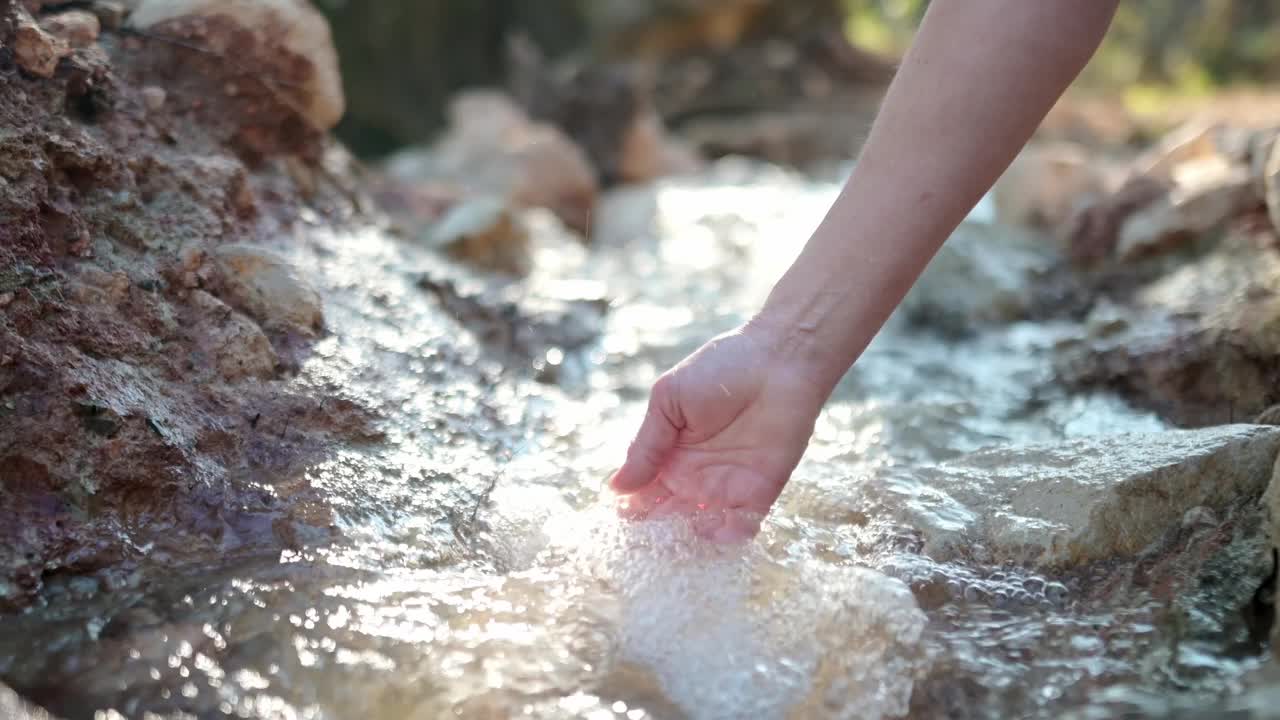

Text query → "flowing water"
[0,160,1272,719]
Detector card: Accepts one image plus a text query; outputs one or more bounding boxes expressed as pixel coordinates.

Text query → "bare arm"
[756,0,1119,392]
[610,0,1118,540]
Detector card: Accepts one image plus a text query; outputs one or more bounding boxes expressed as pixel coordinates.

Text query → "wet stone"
[211,244,324,335]
[845,425,1280,567]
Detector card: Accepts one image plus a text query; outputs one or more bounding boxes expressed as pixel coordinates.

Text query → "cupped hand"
[608,321,830,542]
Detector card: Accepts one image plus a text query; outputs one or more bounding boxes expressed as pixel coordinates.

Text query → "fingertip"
[609,465,652,493]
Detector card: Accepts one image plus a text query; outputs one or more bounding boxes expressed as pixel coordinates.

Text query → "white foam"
[521,506,930,720]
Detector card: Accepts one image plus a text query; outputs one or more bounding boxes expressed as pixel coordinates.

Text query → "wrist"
[745,289,860,395]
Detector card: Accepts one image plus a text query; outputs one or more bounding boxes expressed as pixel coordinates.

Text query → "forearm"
[756,0,1117,392]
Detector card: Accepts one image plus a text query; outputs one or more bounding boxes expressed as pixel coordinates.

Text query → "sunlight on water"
[0,160,1261,720]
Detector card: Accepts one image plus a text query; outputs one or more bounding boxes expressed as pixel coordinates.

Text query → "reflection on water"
[0,160,1264,719]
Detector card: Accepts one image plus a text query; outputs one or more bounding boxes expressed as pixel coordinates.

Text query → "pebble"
[141,86,167,112]
[14,8,69,78]
[211,243,323,334]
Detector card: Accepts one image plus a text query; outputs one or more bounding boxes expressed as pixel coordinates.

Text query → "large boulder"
[1115,154,1260,260]
[129,0,344,131]
[828,425,1280,567]
[1058,123,1270,266]
[1055,234,1280,427]
[0,4,369,611]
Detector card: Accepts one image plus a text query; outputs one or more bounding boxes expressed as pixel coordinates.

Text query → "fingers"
[609,376,681,493]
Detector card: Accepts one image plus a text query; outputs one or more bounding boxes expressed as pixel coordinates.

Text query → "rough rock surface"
[128,0,344,132]
[1059,123,1272,266]
[1266,449,1280,654]
[12,5,68,77]
[849,425,1280,567]
[0,0,371,610]
[1024,121,1280,427]
[1055,232,1280,427]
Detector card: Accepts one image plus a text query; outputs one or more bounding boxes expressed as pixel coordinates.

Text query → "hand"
[608,320,830,542]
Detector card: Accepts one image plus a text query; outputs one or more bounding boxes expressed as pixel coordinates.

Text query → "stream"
[0,159,1272,719]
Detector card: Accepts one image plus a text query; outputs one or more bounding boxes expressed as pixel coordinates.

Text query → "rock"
[992,142,1113,229]
[1058,122,1270,266]
[211,243,323,334]
[427,197,532,276]
[1265,133,1280,236]
[187,289,278,381]
[140,85,166,111]
[1131,121,1221,180]
[1056,236,1280,426]
[1060,175,1171,266]
[13,6,69,78]
[900,221,1049,336]
[0,683,59,720]
[0,8,373,616]
[129,0,346,131]
[383,91,599,234]
[89,1,128,31]
[853,425,1280,567]
[1115,155,1260,260]
[1258,405,1280,426]
[1264,447,1280,651]
[40,9,100,49]
[617,108,704,184]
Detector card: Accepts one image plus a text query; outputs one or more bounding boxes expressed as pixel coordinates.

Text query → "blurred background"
[314,0,1280,161]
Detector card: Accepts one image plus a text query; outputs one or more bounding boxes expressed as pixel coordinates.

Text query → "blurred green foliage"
[844,0,1280,91]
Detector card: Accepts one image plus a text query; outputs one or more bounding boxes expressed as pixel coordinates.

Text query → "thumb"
[610,376,681,493]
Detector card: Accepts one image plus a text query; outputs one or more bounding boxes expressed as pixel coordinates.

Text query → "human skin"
[609,0,1121,542]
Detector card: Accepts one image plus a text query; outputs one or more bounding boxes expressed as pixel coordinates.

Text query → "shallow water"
[1,160,1270,719]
